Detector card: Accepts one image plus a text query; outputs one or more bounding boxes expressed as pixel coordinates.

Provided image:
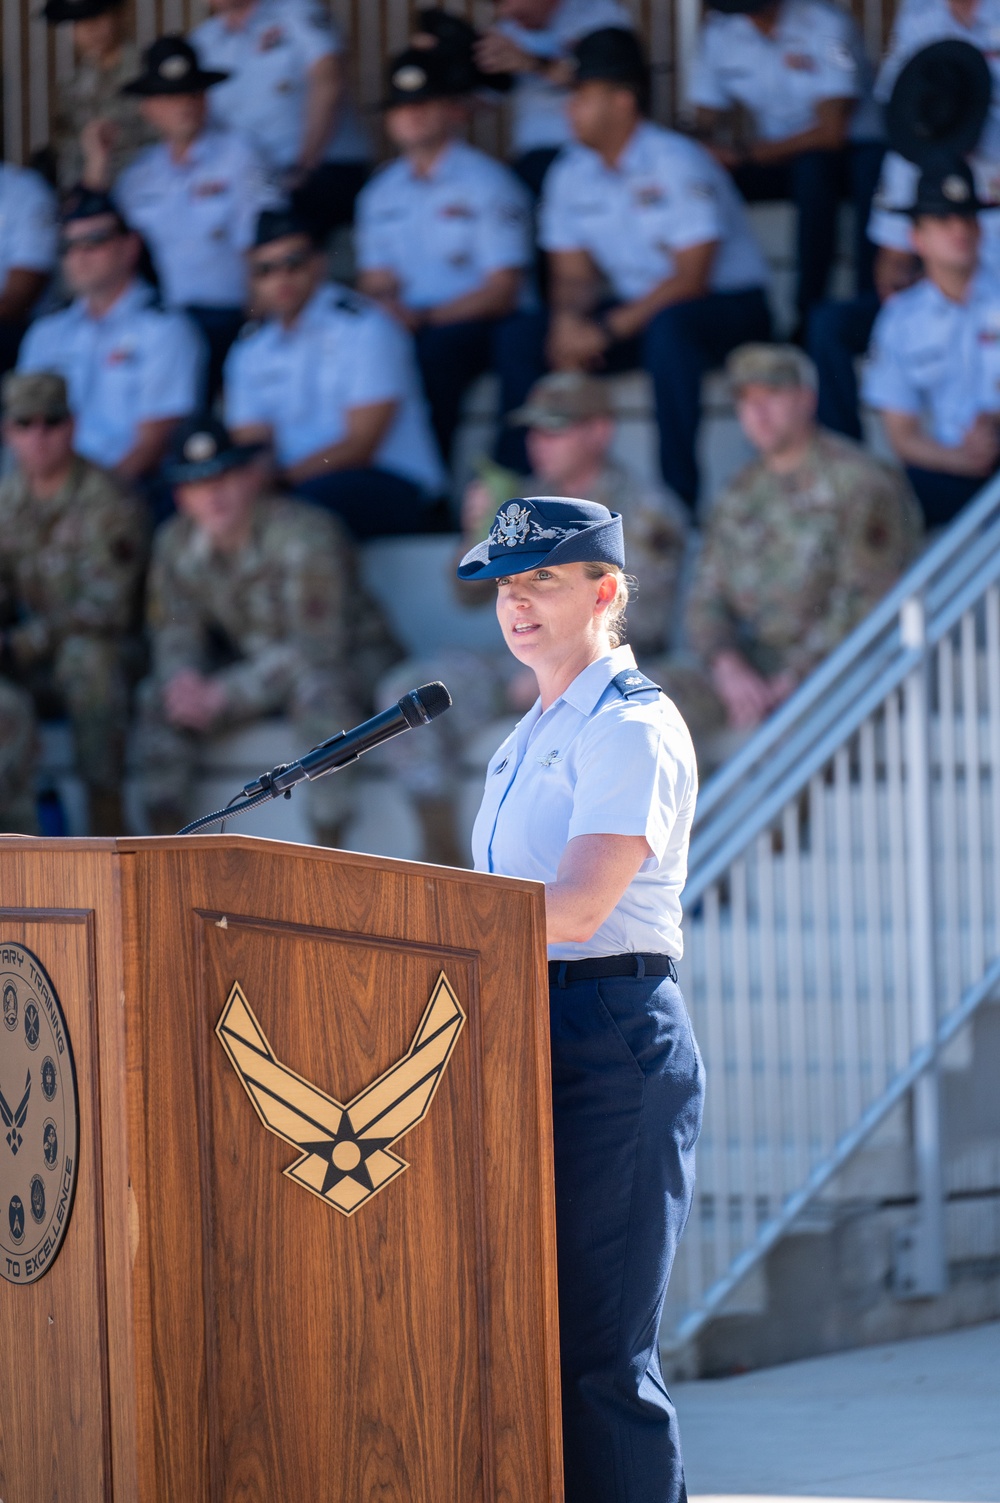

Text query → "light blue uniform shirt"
[355,140,533,310]
[190,0,370,173]
[539,120,769,301]
[0,164,57,290]
[497,0,634,154]
[862,270,1000,446]
[223,283,447,494]
[688,0,879,143]
[17,279,202,468]
[114,126,276,309]
[471,646,698,961]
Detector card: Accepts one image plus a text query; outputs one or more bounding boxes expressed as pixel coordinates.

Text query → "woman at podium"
[458,496,706,1503]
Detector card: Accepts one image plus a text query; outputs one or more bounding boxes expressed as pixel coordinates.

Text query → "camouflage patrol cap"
[726,343,818,393]
[508,372,613,431]
[1,371,71,422]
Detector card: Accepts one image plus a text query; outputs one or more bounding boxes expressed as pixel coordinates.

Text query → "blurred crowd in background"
[0,0,995,860]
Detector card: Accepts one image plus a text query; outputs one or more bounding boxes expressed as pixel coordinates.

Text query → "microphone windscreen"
[399,681,452,727]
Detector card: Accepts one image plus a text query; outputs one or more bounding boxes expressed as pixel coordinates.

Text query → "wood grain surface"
[0,835,560,1502]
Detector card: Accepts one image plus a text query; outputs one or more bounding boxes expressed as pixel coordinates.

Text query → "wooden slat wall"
[2,0,898,166]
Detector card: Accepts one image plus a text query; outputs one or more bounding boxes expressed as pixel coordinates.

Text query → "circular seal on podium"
[0,945,79,1285]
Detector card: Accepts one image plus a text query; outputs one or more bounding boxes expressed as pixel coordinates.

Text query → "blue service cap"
[457,495,625,581]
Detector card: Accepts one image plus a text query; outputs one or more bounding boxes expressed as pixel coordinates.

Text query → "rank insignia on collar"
[216,973,465,1216]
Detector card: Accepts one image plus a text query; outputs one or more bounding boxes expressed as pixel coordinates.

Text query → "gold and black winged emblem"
[216,972,465,1216]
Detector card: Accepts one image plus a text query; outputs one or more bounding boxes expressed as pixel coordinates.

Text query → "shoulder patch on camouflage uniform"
[611,669,663,700]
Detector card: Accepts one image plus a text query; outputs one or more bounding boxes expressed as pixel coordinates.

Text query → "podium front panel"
[121,837,561,1503]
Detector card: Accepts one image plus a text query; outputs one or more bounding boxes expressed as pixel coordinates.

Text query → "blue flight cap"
[457,495,625,581]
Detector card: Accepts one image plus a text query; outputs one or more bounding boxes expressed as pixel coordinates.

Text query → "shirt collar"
[79,277,154,325]
[405,139,461,184]
[549,644,637,718]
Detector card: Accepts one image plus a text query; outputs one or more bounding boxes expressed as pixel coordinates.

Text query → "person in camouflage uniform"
[377,371,690,864]
[0,370,146,834]
[43,0,155,192]
[685,343,921,758]
[135,414,384,841]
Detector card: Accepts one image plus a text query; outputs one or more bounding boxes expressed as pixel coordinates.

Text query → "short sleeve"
[861,305,920,416]
[566,705,679,864]
[475,169,533,273]
[222,337,263,428]
[230,140,281,252]
[136,313,203,421]
[538,157,583,253]
[809,13,861,102]
[286,6,337,68]
[6,172,58,273]
[867,202,912,253]
[868,152,917,251]
[666,150,725,250]
[339,308,410,407]
[686,25,730,111]
[16,319,54,373]
[353,174,396,272]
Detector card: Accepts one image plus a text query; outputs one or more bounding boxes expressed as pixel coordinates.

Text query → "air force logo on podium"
[216,973,466,1216]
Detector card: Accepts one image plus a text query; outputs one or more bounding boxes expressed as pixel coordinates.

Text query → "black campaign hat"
[60,185,128,227]
[705,0,773,13]
[379,44,468,109]
[907,156,984,217]
[457,496,625,581]
[163,415,264,486]
[121,35,228,96]
[412,7,513,94]
[252,206,318,249]
[887,40,992,167]
[572,28,649,99]
[42,0,123,24]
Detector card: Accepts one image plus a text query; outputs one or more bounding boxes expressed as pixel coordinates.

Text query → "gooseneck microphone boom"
[177,682,452,835]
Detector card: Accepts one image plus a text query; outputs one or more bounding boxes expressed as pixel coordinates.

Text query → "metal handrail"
[687,470,1000,903]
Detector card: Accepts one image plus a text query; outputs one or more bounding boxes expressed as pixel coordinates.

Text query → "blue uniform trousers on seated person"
[550,962,705,1503]
[735,142,884,324]
[184,305,245,407]
[903,468,989,531]
[602,287,772,512]
[293,467,450,541]
[806,290,880,441]
[414,309,547,475]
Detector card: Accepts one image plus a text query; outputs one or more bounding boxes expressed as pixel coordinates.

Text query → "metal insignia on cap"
[943,174,970,202]
[393,64,427,91]
[184,432,217,462]
[490,502,532,548]
[159,53,191,79]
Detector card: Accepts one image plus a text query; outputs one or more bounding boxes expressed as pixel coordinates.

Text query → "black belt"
[548,952,678,986]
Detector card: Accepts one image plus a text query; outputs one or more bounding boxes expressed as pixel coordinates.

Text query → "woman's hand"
[546,833,651,944]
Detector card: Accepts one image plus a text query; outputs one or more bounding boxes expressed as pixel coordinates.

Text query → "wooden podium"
[0,835,563,1503]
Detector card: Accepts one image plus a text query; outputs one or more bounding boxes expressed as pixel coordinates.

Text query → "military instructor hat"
[457,496,625,581]
[163,414,265,486]
[907,155,984,217]
[121,35,228,96]
[572,28,650,104]
[42,0,123,26]
[1,371,71,423]
[886,40,992,166]
[379,43,469,108]
[252,206,319,249]
[411,7,513,94]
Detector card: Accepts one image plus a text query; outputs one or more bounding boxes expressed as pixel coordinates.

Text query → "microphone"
[241,682,452,801]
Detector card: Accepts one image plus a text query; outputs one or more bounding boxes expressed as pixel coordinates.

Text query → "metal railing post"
[896,596,946,1297]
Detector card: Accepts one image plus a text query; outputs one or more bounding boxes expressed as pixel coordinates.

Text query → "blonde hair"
[582,560,633,648]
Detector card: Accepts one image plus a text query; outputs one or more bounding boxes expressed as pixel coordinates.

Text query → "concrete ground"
[676,1320,1000,1503]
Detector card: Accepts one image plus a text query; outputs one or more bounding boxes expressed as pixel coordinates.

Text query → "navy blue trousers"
[184,303,245,406]
[550,969,705,1503]
[605,287,772,511]
[904,467,989,530]
[294,467,449,540]
[414,311,547,474]
[807,291,879,441]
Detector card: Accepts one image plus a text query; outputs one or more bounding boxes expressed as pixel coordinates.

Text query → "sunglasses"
[251,250,313,278]
[10,414,68,430]
[59,225,124,255]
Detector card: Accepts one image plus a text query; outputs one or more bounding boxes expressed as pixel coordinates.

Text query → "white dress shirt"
[0,165,58,293]
[472,645,698,961]
[688,0,879,142]
[355,141,532,310]
[190,0,369,173]
[862,269,1000,445]
[114,127,276,308]
[17,279,202,467]
[539,120,769,300]
[223,283,446,494]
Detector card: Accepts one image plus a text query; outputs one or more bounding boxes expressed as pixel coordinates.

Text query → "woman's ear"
[594,572,617,613]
